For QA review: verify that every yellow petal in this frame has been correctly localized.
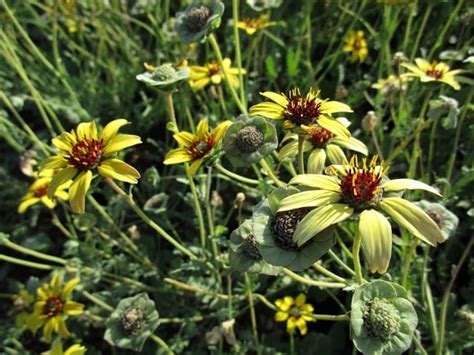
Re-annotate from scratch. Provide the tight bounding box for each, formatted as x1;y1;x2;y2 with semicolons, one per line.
40;196;57;209
301;303;314;313
18;197;40;213
55;315;71;338
196;119;209;138
326;144;347;165
359;209;392;274
414;58;431;72
379;197;446;246
63;301;84;316
440;76;461;90
283;296;295;308
48;167;78;198
275;311;289;322
98;159;140;184
295;318;308;335
381;179;441;196
278;140;299;160
61;278;80;299
163;148;192;165
76;121;97;140
51;274;61;294
41;155;68;170
188;158;204;175
249;102;285;119
307;148;327;174
189;78;211;91
319;100;353;114
295;293;306;307
401;63;426;77
278;190;341;212
100;119;130;144
69;171;93;213
50;340;63;355
286;317;297;334
318;116;351;138
64;344;87;355
52;132;76;152
173;131;195;147
260;91;289;107
294;203;354;246
43;318;55;342
332;137;368;155
275;298;291;311
212;120;232;143
289;174;341;191
102;134;142;157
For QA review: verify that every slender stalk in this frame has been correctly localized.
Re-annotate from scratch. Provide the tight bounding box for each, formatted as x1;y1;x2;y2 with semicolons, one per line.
104;178;198;260
164;92;178;131
421;247;439;344
401;240;417;289
205;167;219;258
413;335;428;355
313;263;347;283
282;268;346;289
436;237;473;355
185;165;207;250
427;117;439;182
81;290;114;312
370;127;384;160
0;254;55;270
409;4;432;61
232;0;245;105
215;163;260;185
352;231;363;284
208;33;247;114
289;332;295;355
259;159;285;188
328;250;356;276
1;238;66;265
51;211;75;239
244;273;261;355
297;134;305;174
149;334;174;355
164;277;228;300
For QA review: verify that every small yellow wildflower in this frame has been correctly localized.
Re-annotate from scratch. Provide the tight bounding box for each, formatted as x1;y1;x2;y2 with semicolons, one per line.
45;340;86;355
189;58;246;90
163;118;232;175
401;58;464;90
372;74;409;95
40;119;141;213
237;15;277;35
343;31;368;63
18;170;71;214
249;88;352;134
29;274;84;343
274;293;315;335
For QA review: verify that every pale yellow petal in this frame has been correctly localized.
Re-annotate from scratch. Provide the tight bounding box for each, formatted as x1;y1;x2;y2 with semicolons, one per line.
188;158;204;175
102;134;142;157
326;144;347;165
76;121;97;140
295;293;306;307
249;102;285;119
41;156;68;171
69;171;93;213
319;100;353;114
163;148;192;165
173;131;195;147
196;119;209;138
381;179;441;196
307;148;327;174
318;116;351;138
212;120;232;143
332;136;368;155
61;278;80;299
289;174;341;191
43;318;55;342
98;159;140;184
48;167;78;198
260;91;289;107
278;190;341;212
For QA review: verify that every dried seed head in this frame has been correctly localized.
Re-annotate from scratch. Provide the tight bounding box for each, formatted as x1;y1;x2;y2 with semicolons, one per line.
271;208;310;250
242;234;261;260
120;307;144;335
184;5;210;33
235;126;264;153
362;111;378;132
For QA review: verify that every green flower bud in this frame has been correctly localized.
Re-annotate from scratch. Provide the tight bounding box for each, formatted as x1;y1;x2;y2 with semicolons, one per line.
363;298;401;341
136;64;189;92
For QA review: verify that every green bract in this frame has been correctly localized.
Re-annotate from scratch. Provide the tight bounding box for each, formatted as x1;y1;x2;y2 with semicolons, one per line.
136;64;189;92
246;0;283;12
415;200;459;239
223;115;278;167
229;216;281;275
351;280;418;355
252;187;335;272
175;1;225;44
104;293;160;351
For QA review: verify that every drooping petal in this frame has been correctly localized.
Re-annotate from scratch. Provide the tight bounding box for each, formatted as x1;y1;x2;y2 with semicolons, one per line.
289;174;341;191
43;318;55;342
249;102;285;119
48;167;78;198
102;134;142;156
163;148;192;165
52;132;76;152
278;140;299;160
40;196;57;209
189;78;211;91
61;277;80;299
359;209;392;274
100;119;129;143
440;76;461;90
98;159;140;184
50;340;64;355
278;190;341;211
381;179;441;196
326;144;347;165
295;318;308;335
188;158;204;176
63;301;84;316
332;136;368;155
68;171;93;213
414;58;431;72
379;197;446;246
55;315;71;338
318;116;351;138
307;148;326;174
64;344;86;355
294;204;354;246
18;197;40;213
259;91;289;107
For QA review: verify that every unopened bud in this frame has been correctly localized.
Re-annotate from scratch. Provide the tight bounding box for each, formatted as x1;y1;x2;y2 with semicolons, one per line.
392;52;407;67
20;150;38;177
362;111;378;132
235;192;246;207
128;225;140;240
335;86;349;100
211;191;223;208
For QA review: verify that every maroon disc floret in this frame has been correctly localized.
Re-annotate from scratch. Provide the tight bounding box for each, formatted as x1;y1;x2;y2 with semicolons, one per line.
69;139;104;170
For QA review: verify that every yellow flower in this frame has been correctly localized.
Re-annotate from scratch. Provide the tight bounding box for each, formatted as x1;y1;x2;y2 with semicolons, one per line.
274;293;315;335
278;155;446;274
279;123;368;174
372;74;410;95
249;88;353;134
163;119;232;175
18;170;71;214
343;31;368;63
29;274;84;343
189;58;246;90
400;58;463;90
237;15;277;35
45;340;86;355
40;119;142;213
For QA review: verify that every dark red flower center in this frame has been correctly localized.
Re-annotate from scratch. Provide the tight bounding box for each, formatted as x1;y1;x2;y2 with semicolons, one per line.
340;170;382;205
307;127;334;148
188;136;215;159
353;39;362;50
42;295;63;317
208;63;221;76
285;96;321;126
69;139;104;170
34;185;49;198
426;68;443;79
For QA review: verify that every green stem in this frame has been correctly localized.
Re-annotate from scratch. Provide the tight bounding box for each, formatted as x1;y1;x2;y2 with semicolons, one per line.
436;237;473;355
289;332;295;355
328;249;356;276
427;117;439;183
313;263;347;283
413;335;428;355
297;134;305;175
164;92;178;131
401;240;417;289
215;163;260;185
149;334;174;355
259;159;285;188
205;167;219;258
232;0;245;106
352;230;363;284
0;254;55;270
421;247;439;344
0;238;66;265
185;165;207;250
409;4;432;61
244;273;261;355
104;178;198;260
282;268;346;288
208;33;247;114
81;290;114;312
